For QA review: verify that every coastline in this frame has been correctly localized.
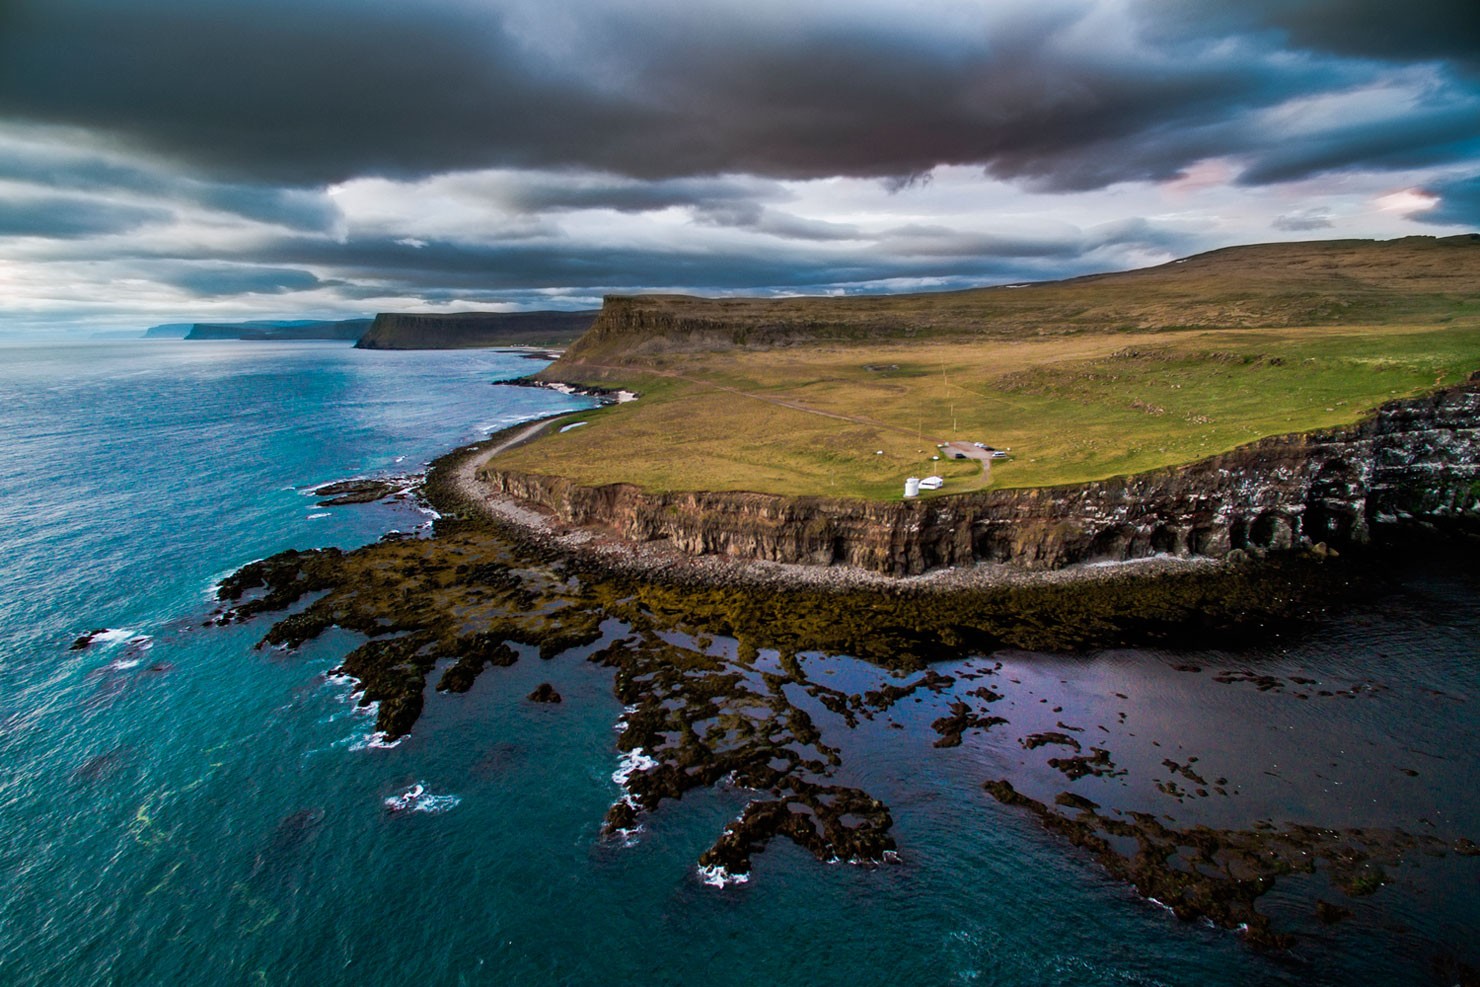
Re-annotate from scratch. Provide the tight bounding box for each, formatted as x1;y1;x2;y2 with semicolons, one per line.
426;374;1479;590
432;374;1480;583
202;384;1479;968
426;419;1235;593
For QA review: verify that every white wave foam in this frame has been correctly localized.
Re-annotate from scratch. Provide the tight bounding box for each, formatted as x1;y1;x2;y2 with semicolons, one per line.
204;557;268;600
306;512;330;520
384;782;460;814
697;864;750;888
107;635;154;668
611;747;657;787
352;730;403;751
614;704;638;733
80;628;136;648
410;793;459;813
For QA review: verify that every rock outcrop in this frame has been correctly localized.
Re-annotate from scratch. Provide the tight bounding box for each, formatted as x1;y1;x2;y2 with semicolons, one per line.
477;381;1480;576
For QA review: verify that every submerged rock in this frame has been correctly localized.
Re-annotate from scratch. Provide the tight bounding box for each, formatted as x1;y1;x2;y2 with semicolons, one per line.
527;682;562;703
68;628;111;650
312;478;406;506
200;498;1461;895
983;779;1473;949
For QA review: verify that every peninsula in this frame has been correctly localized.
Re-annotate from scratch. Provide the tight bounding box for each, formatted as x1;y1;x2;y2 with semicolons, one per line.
207;235;1480;958
467;235;1480;574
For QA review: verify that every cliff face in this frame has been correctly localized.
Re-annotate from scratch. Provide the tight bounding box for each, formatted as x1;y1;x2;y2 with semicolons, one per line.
184;319;370;341
357;311;597;350
478;382;1480;576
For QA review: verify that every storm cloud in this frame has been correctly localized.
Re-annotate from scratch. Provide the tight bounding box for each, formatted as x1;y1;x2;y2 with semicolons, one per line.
0;0;1476;332
0;196;170;238
4;0;1477;190
1414;173;1480;227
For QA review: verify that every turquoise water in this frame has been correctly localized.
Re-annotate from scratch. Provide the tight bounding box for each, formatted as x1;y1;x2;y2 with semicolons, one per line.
0;340;1473;985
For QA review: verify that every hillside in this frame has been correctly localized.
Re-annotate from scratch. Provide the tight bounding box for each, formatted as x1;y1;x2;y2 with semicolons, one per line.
551;235;1480;375
355;310;598;350
491;235;1480;500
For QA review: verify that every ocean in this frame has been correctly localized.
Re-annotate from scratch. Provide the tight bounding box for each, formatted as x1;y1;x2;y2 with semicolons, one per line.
0;339;1474;986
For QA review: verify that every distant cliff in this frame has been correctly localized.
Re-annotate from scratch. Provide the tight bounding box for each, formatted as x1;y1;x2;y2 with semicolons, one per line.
479;380;1480;576
143;323;193;338
184;319;371;341
355;311;598;350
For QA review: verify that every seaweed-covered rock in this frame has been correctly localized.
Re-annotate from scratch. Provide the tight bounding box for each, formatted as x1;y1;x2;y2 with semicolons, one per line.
527;683;562;703
983;779;1467;949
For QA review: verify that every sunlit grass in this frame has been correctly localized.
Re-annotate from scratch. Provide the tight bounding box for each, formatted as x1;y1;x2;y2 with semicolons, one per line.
496;321;1480;499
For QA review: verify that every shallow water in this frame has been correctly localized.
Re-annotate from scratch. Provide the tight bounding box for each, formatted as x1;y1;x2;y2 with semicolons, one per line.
0;339;1474;986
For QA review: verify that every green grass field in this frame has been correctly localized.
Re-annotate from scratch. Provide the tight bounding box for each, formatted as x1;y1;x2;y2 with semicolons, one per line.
494;320;1480;499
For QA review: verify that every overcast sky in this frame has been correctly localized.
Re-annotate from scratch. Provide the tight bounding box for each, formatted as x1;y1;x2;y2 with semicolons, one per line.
1;0;1477;334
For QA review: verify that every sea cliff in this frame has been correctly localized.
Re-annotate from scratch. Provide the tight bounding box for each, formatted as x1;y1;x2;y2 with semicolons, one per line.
356;310;597;349
477;379;1480;576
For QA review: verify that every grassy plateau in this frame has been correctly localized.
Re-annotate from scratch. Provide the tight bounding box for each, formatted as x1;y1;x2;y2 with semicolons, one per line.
495;235;1480;500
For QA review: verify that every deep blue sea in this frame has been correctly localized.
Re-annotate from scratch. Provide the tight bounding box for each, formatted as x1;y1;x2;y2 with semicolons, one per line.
1;339;1474;986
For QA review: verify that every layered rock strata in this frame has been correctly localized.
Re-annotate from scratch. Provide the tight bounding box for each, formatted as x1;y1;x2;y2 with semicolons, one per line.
478;381;1480;576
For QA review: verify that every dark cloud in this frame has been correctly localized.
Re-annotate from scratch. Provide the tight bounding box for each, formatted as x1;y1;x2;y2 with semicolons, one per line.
0;0;648;185
2;0;1475;195
1141;0;1480;72
1272;208;1334;231
692;202;862;241
73;223;1107;299
56;204;1185;303
151;263;326;297
0;138;340;230
1236;101;1480;186
1413;173;1480;226
461;174;789;216
189;186;340;232
0;197;171;238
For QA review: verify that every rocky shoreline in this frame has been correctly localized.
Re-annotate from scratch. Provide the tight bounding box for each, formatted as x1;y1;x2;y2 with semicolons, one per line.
205;514;1476;956
188;382;1480;969
429;419;1238;593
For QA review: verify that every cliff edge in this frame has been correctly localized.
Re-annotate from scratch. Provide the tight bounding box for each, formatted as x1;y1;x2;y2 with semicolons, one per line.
478;379;1480;576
